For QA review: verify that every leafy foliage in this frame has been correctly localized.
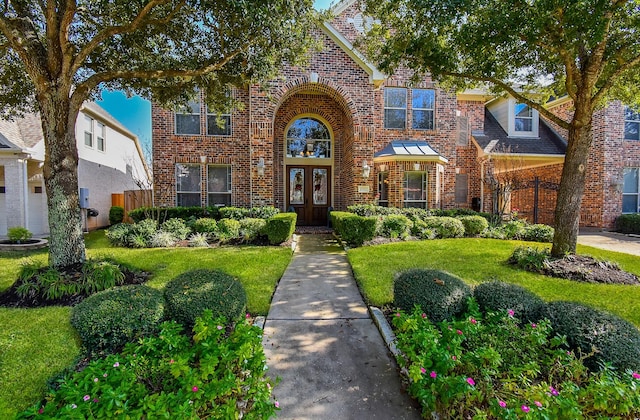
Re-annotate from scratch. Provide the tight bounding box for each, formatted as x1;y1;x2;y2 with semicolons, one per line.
394;269;471;323
473;281;548;323
262;213;297;245
71;285;165;355
149;231;178;248
129;207;219;223
615;213;640;234
457;215;488;236
188;232;210;247
392;308;640;419
20;313;278;419
508;246;550;272
247;206;280;219
215;218;241;242
422;216;465;239
378;214;413;239
239;218;267;243
164;269;247;328
193;217;218;234
522;223;555;243
331;211;377;246
546;301;640;372
161;218;191;241
7;227;33;243
218;207;250;221
108;206;125;225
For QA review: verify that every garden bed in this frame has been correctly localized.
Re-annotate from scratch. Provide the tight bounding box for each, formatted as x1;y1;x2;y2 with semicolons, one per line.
544;254;639;285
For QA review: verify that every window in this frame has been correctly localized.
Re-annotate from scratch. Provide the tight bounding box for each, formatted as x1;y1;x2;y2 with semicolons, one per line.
0;186;5;193
514;103;533;132
623;168;640;213
286;117;331;158
175;101;201;135
175;163;201;206
412;89;435;130
378;171;389;207
384;87;406;129
404;171;427;208
97;122;105;151
625;107;640;141
84;115;93;147
34;186;43;194
208;165;232;206
207;106;231;136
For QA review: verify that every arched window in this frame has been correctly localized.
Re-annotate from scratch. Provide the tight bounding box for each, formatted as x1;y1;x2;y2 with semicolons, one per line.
286;117;331;158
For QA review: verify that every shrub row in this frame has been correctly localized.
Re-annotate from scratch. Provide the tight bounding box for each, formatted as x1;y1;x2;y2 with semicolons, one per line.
71;269;247;355
128;205;280;223
615;213;640;234
393;269;640;373
330;211;377;246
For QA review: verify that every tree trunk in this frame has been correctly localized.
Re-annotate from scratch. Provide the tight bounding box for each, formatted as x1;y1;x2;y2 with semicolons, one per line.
550;102;593;257
38;91;86;268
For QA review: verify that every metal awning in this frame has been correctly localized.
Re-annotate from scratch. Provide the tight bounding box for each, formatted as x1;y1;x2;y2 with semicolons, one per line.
374;141;448;163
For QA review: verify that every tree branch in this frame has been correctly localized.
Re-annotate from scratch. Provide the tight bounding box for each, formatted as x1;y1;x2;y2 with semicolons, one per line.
440;70;570;129
593;53;640;105
71;0;184;75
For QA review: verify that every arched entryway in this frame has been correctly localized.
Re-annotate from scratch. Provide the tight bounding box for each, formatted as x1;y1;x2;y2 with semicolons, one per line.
272;80;357;226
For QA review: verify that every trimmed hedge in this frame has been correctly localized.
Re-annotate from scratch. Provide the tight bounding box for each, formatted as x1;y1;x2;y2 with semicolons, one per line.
615;213;640;234
262;213;297;245
129;206;219;223
522;223;555;242
379;214;413;239
423;216;465;238
215;218;241;242
331;211;377;246
71;285;165;355
474;281;548;323
394;269;471;323
108;206;124;225
164;269;247;328
547;301;640;372
458;215;489;236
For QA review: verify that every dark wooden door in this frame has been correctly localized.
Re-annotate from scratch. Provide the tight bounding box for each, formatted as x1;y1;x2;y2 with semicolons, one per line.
287;165;331;226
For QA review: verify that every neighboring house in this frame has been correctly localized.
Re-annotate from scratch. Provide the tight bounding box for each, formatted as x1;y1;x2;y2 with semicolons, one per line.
0;102;150;236
151;0;631;229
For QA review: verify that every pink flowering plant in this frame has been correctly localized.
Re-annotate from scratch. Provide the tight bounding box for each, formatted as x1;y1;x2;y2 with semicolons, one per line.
18;310;278;419
393;301;640;419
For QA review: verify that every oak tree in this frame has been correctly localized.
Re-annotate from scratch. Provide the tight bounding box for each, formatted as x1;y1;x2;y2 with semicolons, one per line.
362;0;640;255
0;0;318;267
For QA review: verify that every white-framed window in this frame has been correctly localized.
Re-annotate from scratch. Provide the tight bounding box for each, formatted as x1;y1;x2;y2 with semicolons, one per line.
175;100;201;135
384;87;407;129
97;121;106;151
412;89;435;130
623;168;640;213
175;163;201;206
378;171;389;207
207;165;232;206
514;103;533;132
207;106;232;136
84;115;94;147
624;107;640;141
404;171;427;208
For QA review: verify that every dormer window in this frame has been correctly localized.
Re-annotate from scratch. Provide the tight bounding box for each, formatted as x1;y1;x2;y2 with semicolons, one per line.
509;100;538;137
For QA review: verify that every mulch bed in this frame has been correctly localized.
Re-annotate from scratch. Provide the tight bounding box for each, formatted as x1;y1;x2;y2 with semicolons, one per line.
0;265;150;308
542;254;639;285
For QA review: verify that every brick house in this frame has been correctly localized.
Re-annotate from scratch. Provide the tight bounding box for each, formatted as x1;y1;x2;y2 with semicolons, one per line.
152;0;636;229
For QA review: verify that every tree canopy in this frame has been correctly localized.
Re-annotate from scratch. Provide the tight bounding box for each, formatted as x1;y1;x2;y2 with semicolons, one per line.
0;0;320;267
362;0;640;255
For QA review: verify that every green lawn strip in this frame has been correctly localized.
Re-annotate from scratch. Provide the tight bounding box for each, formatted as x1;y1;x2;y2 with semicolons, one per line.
0;230;293;417
347;238;640;327
0;307;79;418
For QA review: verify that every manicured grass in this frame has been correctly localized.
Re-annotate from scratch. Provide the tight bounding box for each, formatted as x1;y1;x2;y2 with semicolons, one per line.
0;230;293;417
347;238;640;327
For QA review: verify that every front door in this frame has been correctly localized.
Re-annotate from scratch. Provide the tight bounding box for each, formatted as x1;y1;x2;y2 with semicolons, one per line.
287;165;331;226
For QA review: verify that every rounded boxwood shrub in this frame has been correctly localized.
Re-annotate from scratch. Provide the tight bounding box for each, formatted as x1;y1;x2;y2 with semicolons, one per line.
547;301;640;372
193;217;217;234
108;206;125;225
379;214;413;239
71;285;165;355
394;269;471;323
458;215;489;236
522;223;555;242
423;216;465;238
474;281;547;323
239;217;267;242
164;269;247;328
215;218;241;242
161;218;191;240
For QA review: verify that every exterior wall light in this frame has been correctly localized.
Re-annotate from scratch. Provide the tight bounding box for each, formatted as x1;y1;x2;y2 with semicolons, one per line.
362;160;371;179
379;163;387;172
257;157;265;177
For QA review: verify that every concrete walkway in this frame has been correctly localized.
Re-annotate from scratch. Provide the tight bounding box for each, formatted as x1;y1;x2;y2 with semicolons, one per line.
262;234;420;419
578;230;640;256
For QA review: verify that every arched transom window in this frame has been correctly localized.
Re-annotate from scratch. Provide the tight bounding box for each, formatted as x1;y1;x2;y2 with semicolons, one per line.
286;117;331;158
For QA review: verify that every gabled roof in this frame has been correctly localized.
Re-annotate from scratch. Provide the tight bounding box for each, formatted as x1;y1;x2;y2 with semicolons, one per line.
374;141;449;163
0;113;42;151
472;109;566;156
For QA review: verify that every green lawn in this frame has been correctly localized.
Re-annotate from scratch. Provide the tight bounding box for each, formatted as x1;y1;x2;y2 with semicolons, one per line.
0;231;292;417
348;238;640;327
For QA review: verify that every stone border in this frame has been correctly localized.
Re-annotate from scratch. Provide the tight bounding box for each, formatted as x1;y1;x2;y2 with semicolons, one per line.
0;238;48;251
369;306;400;358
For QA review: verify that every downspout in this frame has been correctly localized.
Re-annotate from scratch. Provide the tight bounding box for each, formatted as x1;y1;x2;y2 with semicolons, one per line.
480;159;485;213
249;86;253;208
22;157;29;230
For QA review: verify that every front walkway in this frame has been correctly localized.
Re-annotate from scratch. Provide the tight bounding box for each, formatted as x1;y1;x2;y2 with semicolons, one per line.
262;234;420;419
578;230;640;256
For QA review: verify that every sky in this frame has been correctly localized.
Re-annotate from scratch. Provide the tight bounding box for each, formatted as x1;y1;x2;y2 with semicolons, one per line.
97;0;335;153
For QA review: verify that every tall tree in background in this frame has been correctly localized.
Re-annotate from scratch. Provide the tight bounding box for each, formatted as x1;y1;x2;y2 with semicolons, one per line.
0;1;319;268
362;0;640;256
